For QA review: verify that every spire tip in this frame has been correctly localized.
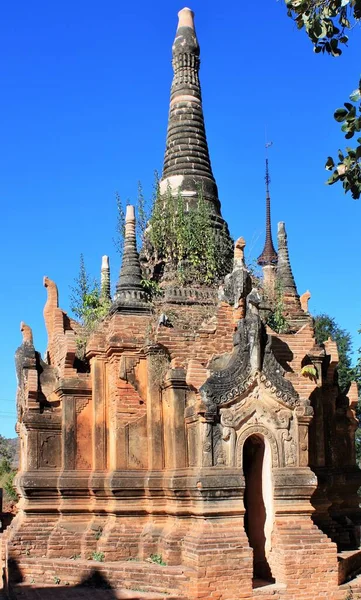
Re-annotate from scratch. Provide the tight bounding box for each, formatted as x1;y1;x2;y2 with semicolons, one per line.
178;7;195;29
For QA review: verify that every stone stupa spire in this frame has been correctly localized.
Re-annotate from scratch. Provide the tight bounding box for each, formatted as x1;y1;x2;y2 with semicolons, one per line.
113;206;149;312
277;222;298;296
160;8;222;217
276;221;307;328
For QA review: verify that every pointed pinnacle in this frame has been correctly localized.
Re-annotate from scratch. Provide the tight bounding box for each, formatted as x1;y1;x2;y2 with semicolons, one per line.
277;222;298;295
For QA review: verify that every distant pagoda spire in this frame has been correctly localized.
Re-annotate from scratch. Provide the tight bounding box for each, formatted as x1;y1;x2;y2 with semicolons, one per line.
113;206;149;312
257;157;278;267
160;7;222;216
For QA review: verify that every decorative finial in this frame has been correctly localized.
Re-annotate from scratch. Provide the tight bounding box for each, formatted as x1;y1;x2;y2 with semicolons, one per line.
100;255;111;302
257;146;278;267
234;237;246;267
20;322;33;345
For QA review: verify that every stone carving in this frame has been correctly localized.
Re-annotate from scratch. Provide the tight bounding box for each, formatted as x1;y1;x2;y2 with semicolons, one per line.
221;238;252;310
76;397;90;415
261;338;298;407
282;431;297;466
300;290;311;313
201;421;213;466
213;424;226;466
15;322;37;419
200;289;298;416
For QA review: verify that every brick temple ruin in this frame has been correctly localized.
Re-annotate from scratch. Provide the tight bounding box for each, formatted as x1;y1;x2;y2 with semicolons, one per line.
5;7;361;600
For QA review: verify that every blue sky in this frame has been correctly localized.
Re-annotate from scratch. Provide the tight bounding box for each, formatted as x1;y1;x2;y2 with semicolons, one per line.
1;1;360;437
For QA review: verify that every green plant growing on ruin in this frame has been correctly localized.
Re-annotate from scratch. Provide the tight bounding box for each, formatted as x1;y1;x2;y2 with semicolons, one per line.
266;283;290;334
94;526;103;540
114;178;153;256
91;551;105;562
141;278;162;300
148;184;233;285
148;554;167;566
70;554;81;560
114;191;126;259
53;576;61;585
70;254;111;359
301;364;318;382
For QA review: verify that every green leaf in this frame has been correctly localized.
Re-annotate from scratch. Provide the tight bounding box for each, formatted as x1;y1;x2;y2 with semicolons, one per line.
334;108;348;122
350;89;361;102
325;156;335;170
326;172;340;185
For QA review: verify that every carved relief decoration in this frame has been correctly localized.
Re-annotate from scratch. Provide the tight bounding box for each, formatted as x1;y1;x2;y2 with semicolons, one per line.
76;397;90;415
39;432;61;469
218;389;298;468
200;291;298;419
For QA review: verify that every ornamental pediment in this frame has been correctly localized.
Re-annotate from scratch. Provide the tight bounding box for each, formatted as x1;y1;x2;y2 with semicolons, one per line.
199;290;298;418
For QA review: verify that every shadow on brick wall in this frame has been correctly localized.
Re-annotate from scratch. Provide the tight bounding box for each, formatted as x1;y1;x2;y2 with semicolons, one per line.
5;557;159;599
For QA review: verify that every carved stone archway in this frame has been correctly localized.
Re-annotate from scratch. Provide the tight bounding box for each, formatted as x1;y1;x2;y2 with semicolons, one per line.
236;425;279;469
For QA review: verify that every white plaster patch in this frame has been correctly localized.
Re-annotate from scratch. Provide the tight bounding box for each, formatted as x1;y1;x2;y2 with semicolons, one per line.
160;175;185;195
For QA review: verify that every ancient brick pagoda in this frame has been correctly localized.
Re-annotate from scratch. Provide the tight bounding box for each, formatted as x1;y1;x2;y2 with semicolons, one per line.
6;7;361;600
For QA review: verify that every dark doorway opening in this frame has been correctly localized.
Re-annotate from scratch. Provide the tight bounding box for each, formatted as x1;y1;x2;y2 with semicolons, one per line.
243;434;274;584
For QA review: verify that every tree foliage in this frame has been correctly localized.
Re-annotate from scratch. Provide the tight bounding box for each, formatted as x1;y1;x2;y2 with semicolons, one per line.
114;177;154;258
0;437;18;503
314;313;354;391
285;0;361;198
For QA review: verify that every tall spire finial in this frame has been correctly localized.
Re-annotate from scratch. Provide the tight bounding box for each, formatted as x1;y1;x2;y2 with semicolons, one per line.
113;206;149;312
257;144;278;267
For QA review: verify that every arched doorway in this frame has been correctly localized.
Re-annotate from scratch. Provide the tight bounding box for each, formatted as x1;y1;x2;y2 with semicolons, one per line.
243;434;274;583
